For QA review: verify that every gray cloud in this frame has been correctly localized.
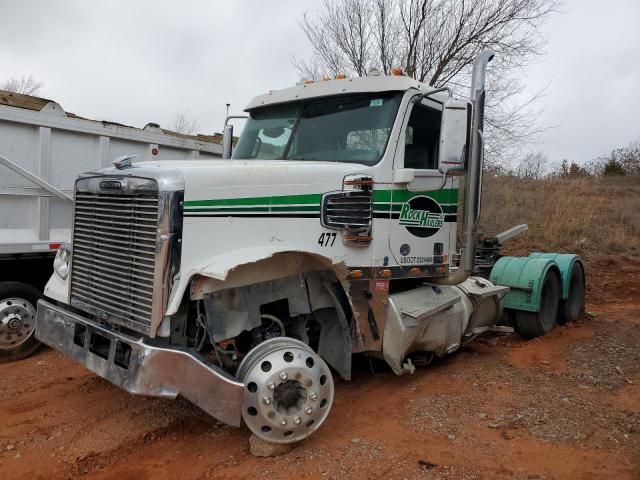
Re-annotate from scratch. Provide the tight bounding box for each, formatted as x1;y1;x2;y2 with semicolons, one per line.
1;0;638;165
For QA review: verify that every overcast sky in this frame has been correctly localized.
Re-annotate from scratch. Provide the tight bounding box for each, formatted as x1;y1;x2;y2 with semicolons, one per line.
1;0;638;166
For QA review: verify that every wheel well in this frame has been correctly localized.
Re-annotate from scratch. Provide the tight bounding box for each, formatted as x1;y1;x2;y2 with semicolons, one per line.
184;269;353;380
0;254;55;292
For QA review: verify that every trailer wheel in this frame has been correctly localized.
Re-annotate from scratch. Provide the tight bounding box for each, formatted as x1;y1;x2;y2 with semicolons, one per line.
237;337;334;444
0;282;42;363
513;270;561;339
557;262;585;324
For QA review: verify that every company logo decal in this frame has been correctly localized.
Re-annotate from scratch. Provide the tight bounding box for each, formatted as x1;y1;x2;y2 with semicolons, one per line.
99;180;123;190
398;196;445;238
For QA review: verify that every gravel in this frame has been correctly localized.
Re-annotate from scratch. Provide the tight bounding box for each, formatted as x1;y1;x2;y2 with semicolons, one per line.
405;316;640;452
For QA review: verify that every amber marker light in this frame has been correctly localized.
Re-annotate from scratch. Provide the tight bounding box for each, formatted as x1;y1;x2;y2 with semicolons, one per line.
335;73;346;79
349;270;363;279
391;67;403;76
380;269;392;278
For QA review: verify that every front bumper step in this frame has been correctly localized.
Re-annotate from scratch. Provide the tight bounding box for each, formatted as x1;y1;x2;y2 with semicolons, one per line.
35;299;243;427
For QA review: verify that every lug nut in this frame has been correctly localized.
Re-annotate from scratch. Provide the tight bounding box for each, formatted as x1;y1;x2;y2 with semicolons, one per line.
279;371;288;381
281;419;287;426
293;416;301;425
309;391;318;401
262;396;271;405
267;382;275;391
304;406;313;415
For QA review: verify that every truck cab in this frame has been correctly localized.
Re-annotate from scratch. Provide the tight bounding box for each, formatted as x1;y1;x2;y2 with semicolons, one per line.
34;52;584;446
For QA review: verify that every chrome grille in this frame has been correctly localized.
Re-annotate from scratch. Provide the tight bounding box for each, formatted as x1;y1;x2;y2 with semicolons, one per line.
70;191;159;334
322;191;372;228
321;187;373;247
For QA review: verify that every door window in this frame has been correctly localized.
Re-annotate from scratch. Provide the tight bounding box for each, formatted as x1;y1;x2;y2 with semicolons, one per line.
404;104;442;170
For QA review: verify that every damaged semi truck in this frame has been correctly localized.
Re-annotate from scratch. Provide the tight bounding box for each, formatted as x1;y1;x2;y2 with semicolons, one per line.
35;51;585;444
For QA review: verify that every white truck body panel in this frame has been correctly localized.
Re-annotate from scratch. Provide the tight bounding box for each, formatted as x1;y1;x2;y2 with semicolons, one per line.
0;92;222;255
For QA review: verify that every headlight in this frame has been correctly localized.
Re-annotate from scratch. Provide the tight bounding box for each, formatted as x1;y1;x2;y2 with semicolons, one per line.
53;243;72;280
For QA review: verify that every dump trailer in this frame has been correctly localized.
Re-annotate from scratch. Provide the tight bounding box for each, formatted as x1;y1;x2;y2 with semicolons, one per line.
0;90;223;362
34;51;585;444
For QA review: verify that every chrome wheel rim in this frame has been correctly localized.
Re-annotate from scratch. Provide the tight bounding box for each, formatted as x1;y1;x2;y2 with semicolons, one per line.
0;297;36;349
238;337;334;444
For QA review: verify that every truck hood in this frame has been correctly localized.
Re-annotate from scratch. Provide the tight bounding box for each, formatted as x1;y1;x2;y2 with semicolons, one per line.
133;159;373;203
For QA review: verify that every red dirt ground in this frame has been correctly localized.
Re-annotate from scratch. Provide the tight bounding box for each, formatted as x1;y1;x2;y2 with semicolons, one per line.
1;256;639;480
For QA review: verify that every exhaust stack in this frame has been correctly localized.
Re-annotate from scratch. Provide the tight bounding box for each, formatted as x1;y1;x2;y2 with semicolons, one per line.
433;49;495;285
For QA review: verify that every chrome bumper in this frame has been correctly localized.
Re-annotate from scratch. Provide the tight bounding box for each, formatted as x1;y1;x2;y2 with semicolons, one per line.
35;299;243;427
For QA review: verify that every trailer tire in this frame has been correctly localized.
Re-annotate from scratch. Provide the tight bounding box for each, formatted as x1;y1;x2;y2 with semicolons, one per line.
0;282;42;363
557;262;585;324
513;270;561;339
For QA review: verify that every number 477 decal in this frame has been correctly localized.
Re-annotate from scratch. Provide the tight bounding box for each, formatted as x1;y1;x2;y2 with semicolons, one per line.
318;232;337;247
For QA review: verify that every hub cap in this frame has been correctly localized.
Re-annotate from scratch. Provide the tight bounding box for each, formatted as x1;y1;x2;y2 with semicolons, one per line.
237;337;334;444
0;298;36;349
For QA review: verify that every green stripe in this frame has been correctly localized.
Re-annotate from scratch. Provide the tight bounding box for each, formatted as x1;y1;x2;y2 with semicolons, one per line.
184;188;459;210
373;203;458;213
184;193;322;208
372;188;458;203
184;205;320;213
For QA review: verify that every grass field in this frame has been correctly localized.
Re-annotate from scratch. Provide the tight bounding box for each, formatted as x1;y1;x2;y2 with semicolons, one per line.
479;175;640;258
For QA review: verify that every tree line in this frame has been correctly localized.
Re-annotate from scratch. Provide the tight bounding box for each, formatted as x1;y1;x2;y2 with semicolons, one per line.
491;140;640;179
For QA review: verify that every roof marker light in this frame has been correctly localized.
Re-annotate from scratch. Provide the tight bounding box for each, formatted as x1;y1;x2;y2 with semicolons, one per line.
391;67;403;76
335;73;346;80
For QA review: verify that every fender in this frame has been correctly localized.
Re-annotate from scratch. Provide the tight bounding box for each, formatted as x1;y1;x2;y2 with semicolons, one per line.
166;246;347;315
165;247;355;379
528;252;584;300
490;257;561;313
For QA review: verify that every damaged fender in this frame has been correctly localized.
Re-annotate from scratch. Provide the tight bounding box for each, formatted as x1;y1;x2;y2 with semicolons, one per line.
168;246;355;379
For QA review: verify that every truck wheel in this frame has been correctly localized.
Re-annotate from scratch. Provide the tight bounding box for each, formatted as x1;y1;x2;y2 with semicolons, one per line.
0;282;42;363
237;337;334;444
513;270;561;339
557;262;585;324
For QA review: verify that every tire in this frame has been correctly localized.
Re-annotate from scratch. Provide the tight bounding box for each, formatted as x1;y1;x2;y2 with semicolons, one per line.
557;262;585;324
0;282;42;363
513;270;561;339
237;337;334;444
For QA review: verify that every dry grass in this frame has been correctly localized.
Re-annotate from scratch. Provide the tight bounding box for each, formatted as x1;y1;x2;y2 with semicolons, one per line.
478;175;640;258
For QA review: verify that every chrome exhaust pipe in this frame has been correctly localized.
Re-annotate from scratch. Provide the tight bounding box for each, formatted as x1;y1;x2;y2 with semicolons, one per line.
433;49;495;285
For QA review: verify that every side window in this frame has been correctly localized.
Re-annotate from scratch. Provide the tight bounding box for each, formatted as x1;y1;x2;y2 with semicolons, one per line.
404;103;442;169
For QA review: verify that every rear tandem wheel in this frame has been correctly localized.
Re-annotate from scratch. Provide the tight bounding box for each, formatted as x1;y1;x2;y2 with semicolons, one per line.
557;262;586;324
513;270;562;339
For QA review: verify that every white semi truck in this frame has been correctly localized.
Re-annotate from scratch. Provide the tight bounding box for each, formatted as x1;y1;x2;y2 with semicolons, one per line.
34;52;585;444
0;90;223;362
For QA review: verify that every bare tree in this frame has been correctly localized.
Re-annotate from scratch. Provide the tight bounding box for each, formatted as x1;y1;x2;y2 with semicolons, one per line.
517;151;548;179
1;74;44;96
293;0;561;165
169;112;200;135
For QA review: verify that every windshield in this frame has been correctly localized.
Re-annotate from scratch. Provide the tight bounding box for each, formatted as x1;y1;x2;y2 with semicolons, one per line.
232;92;403;165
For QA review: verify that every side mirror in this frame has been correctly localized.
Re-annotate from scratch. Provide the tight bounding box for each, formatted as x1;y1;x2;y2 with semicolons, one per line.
222;124;234;159
222;115;249;159
438;99;471;175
